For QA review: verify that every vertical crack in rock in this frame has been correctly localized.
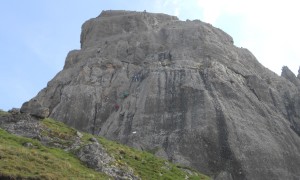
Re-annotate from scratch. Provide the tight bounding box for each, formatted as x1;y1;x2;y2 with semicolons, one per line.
248;88;260;101
123;112;135;144
109;70;116;84
269;88;278;110
49;84;63;113
49;81;71;116
284;92;300;136
92;103;100;135
178;70;187;132
126;63;129;79
199;70;245;179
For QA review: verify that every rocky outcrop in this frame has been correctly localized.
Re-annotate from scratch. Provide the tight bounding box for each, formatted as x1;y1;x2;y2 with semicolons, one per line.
77;141;139;179
0;112;41;139
0;112;139;179
22;10;300;179
20;99;49;118
281;66;300;87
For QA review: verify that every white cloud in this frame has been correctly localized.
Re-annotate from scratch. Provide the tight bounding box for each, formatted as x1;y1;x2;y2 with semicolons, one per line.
153;0;300;75
174;7;180;16
195;0;300;75
154;0;183;18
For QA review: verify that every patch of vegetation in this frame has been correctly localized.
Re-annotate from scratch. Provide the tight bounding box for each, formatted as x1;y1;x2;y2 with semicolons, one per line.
42;118;77;140
98;137;210;180
146;146;161;155
0;128;108;179
41;118;93;147
0;109;9;116
81;132;95;144
41;118;80;147
1;117;210;179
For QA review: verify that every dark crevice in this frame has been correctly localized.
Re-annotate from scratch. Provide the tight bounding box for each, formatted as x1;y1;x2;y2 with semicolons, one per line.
126;63;129;79
248;87;260;101
92;103;100;135
157;71;162;97
269;89;278;110
49;81;71;116
227;67;247;79
0;175;17;180
109;71;116;84
122;112;135;144
284;92;300;136
48;84;63;114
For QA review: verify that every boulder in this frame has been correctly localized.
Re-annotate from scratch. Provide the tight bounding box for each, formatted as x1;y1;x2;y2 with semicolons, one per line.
20;99;49;118
23;142;33;148
8;108;20;115
77;142;139;179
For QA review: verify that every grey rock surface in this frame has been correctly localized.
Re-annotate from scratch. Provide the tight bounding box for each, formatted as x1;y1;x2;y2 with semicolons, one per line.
0;112;42;139
22;10;300;179
8;108;20;115
20;99;49;118
281;66;300;87
77;142;139;179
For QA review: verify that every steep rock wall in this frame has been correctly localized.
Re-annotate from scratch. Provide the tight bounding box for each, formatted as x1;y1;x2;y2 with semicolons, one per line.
23;10;300;179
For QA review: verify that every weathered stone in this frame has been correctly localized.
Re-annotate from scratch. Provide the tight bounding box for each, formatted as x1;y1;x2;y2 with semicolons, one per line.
76;131;83;138
89;137;98;142
22;10;300;179
77;142;139;179
0;113;41;139
215;171;233;180
20;99;49;118
8;108;20;115
281;66;300;87
23;142;33;148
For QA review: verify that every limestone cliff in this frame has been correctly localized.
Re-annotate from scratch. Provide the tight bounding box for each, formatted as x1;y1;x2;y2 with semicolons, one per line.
22;10;300;179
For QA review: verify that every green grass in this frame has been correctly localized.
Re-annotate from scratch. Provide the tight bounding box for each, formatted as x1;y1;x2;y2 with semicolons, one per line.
98;137;210;180
0;128;108;179
42;118;77;140
0;109;9;116
41;118;94;148
42;118;210;179
1;117;210;179
41;118;81;148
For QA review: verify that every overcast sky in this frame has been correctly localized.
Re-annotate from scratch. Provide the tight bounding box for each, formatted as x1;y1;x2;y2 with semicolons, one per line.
1;0;299;111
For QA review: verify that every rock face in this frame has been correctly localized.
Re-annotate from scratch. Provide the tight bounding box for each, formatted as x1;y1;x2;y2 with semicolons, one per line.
0;112;41;139
20;99;49;118
281;66;300;87
22;10;300;179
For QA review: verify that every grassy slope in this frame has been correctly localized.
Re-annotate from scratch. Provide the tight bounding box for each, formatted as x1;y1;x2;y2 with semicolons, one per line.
0;116;210;180
98;136;209;180
0;129;108;179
